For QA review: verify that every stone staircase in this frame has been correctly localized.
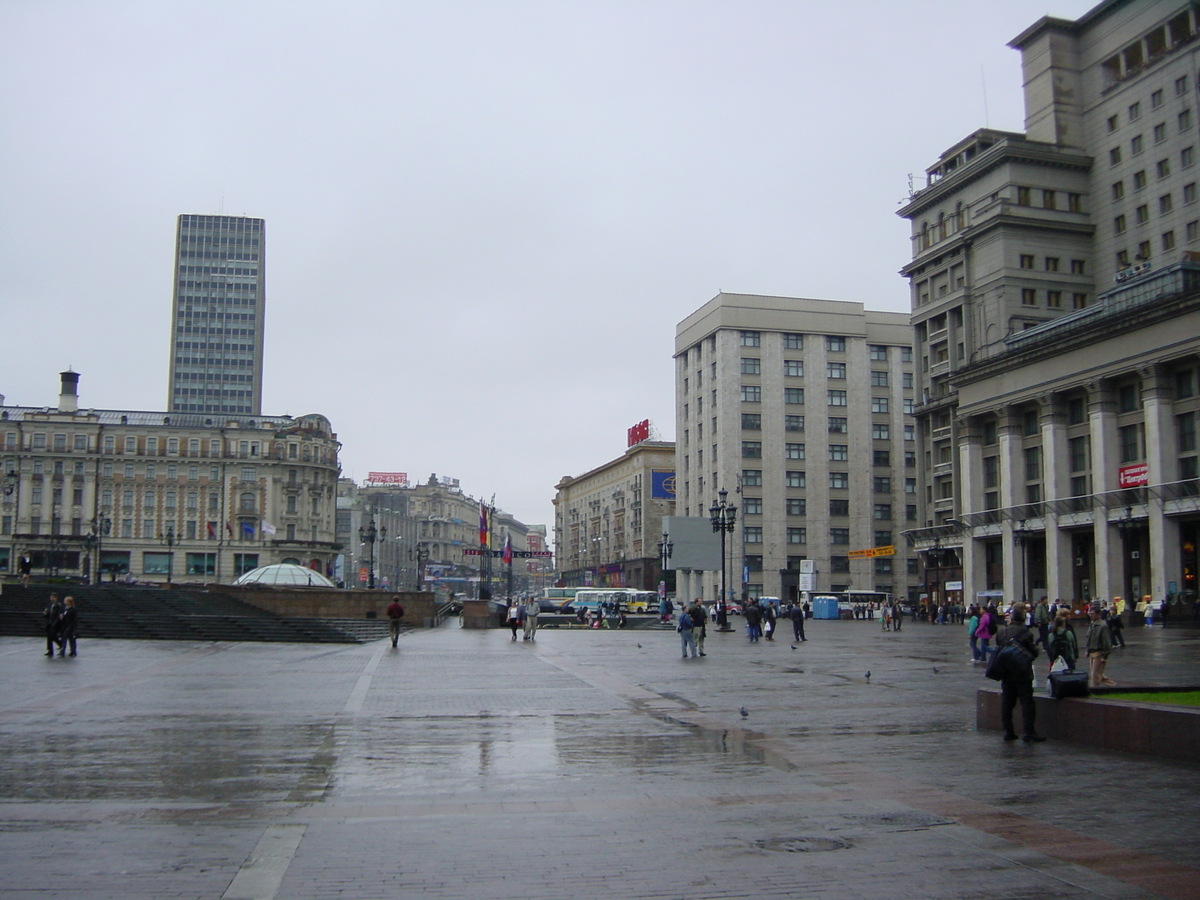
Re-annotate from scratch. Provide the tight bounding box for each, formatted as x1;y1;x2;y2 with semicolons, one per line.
0;583;393;644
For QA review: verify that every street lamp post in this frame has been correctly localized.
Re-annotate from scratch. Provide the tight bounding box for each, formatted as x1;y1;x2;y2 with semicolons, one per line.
709;488;738;609
1115;505;1137;605
410;542;429;591
657;531;673;583
85;514;111;584
159;524;177;586
1012;519;1032;605
359;519;386;589
927;540;941;617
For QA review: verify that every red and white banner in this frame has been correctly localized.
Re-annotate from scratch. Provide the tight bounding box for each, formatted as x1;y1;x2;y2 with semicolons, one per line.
366;472;408;485
1118;463;1148;488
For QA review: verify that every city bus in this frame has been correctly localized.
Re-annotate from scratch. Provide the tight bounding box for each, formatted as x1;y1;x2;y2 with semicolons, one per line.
569;588;657;613
539;587;583;612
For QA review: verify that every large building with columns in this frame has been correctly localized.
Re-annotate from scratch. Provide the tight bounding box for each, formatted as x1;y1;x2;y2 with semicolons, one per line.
900;0;1200;612
2;371;341;584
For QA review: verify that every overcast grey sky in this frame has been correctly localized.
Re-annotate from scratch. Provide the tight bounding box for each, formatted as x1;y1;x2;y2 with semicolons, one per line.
1;0;1095;531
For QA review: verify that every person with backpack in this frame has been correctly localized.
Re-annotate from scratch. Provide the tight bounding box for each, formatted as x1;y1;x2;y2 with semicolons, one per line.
1046;609;1078;674
677;607;698;658
975;604;999;662
995;602;1044;742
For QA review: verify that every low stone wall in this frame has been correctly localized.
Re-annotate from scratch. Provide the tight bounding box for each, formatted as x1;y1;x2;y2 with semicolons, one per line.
209;586;440;627
459;599;494;630
977;687;1200;765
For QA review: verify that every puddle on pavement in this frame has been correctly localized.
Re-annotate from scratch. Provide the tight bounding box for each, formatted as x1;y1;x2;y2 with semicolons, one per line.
327;712;783;796
0;716;332;802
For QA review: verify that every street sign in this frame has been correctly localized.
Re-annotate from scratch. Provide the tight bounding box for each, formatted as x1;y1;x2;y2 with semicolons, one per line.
849;545;895;559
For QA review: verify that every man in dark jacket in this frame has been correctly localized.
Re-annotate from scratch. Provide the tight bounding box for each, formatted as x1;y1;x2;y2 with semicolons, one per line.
995;601;1044;742
44;593;64;658
790;602;806;642
743;600;762;643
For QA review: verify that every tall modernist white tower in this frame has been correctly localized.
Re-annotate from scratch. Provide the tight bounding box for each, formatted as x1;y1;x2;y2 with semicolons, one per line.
167;215;266;416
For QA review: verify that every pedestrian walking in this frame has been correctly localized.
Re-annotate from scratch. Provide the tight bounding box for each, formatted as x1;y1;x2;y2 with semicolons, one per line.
59;596;78;657
995;602;1044;742
892;601;904;632
506;600;523;640
686;600;707;656
1107;602;1126;648
523;596;540;641
763;601;776;641
975;605;999;662
966;605;982;662
1033;597;1051;651
19;551;32;588
386;595;405;648
790;602;806;642
43;593;64;657
1086;605;1117;687
677;607;698;658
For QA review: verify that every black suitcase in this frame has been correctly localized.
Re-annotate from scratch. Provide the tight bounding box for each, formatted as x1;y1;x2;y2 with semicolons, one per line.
1048;671;1089;699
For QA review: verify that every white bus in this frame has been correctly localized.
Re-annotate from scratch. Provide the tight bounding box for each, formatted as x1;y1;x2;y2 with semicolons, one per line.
570;588;657;613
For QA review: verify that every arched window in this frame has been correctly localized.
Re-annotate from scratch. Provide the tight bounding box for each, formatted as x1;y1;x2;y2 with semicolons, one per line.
938;212;946;240
239;492;256;513
921;222;930;249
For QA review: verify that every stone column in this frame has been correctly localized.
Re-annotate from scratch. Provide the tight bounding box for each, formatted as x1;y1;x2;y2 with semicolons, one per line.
957;416;986;599
1089;381;1118;603
1040;394;1072;602
1141;366;1181;604
998;407;1025;604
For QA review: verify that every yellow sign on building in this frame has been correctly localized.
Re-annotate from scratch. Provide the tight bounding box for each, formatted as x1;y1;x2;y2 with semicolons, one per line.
849;545;896;559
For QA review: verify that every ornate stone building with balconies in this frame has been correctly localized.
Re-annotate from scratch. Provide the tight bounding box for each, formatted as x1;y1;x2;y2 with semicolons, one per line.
2;372;341;584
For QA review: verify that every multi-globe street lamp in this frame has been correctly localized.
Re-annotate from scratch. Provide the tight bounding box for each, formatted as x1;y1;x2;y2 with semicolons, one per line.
359;519;386;589
1012;519;1032;605
708;488;738;608
410;542;430;591
159;524;177;586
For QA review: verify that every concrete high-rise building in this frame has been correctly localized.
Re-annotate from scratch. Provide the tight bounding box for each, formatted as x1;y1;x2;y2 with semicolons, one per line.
899;1;1200;615
674;293;917;604
168;215;266;416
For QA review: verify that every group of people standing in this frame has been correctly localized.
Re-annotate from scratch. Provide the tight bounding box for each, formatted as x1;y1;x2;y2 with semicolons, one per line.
43;593;79;658
968;597;1121;689
505;597;541;641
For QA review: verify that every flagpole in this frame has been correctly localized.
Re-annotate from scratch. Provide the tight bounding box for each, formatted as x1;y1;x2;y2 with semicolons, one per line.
504;530;513;600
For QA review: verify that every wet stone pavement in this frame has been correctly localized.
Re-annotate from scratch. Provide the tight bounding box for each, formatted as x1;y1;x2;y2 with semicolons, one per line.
1;618;1199;900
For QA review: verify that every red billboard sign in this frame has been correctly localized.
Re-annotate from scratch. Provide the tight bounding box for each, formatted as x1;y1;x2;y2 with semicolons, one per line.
1118;463;1148;488
366;472;408;485
627;419;651;447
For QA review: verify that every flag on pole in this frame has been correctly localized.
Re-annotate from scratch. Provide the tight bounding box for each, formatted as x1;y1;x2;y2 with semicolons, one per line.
207;522;216;539
226;521;233;537
242;521;255;538
479;502;489;546
262;521;277;536
502;533;512;565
